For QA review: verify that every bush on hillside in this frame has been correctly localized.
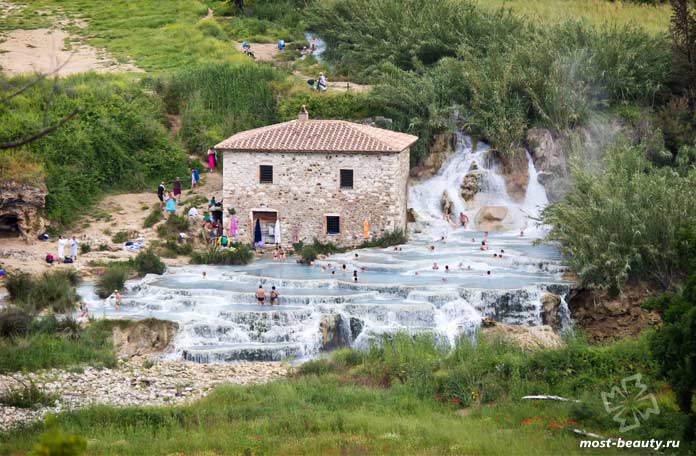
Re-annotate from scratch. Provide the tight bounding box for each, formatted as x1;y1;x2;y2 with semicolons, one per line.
189;244;253;265
111;230;129;244
133;249;166;276
0;309;32;339
96;264;130;299
0;380;59;409
542;139;696;294
0;73;188;226
156;214;190;241
143;205;164;228
6;271;81;315
157;63;281;156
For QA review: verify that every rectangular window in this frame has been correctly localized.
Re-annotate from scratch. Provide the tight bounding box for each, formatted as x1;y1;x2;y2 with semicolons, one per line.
259;165;273;184
340;169;354;189
326;216;340;234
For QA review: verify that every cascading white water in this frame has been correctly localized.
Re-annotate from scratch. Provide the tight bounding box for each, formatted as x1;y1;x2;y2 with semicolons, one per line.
78;133;571;362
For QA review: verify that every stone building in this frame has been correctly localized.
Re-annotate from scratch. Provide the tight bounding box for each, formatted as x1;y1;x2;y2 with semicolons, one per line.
215;112;417;247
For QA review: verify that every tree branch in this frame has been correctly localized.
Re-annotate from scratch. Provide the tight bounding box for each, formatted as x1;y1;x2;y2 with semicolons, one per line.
0;108;81;150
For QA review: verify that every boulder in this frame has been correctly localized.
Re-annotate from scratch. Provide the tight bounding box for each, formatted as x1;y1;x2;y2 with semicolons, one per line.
474;206;509;231
109;319;179;359
406;208;417;223
460;169;483;202
320;314;349;351
540;292;561;332
481;318;563;350
0;181;48;242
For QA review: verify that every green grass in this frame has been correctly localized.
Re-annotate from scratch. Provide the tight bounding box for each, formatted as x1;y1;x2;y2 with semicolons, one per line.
2;0;248;73
0;322;117;374
1;333;690;454
474;0;671;36
0;380;59;409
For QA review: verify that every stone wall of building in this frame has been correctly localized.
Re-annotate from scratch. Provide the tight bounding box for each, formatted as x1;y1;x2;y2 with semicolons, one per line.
222;148;410;247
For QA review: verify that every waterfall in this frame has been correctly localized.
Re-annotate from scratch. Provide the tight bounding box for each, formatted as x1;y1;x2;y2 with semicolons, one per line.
77;134;572;363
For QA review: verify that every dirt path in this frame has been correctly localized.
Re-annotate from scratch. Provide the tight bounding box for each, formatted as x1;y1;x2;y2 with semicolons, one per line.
0;169;222;276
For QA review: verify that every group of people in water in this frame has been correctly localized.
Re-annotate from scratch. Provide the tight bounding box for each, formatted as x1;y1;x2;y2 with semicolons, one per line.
256;285;280;306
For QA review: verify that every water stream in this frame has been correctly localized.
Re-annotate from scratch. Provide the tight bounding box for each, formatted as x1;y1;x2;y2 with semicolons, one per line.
79;134;570;362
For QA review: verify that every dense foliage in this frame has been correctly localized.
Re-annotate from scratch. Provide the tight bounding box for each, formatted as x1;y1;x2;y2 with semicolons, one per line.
542;140;696;293
156;63;282;156
5;270;81;315
0;73;188;226
307;0;670;162
133;249;167;276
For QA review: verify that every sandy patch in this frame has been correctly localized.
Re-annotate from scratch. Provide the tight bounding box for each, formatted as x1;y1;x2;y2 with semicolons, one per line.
231;40;279;63
0;170;222;276
0;27;140;76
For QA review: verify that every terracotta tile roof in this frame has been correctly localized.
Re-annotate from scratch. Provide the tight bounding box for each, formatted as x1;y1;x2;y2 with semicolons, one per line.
214;120;418;153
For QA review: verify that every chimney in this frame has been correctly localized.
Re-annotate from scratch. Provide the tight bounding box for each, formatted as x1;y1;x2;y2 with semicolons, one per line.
298;104;309;121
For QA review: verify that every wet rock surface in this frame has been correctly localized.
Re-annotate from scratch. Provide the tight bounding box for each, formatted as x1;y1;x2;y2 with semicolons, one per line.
0;358;288;432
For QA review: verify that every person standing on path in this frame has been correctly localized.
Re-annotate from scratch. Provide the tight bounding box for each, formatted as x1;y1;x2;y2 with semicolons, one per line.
69;236;78;260
173;177;182;203
158;181;165;209
57;235;67;262
207;149;215;172
191;168;200;190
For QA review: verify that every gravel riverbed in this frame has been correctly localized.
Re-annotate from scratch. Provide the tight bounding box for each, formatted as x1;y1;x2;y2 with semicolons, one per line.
0;358;289;433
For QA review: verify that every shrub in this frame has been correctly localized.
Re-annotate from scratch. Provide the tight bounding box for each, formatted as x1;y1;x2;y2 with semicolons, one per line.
159;240;193;258
358;230;407;249
143;205;164;228
0;309;32;339
542;139;696;293
6;272;33;303
133;249;166;276
157;213;190;241
647;270;696;441
30;427;87;456
190;244;254;265
96;264;129;299
297;239;344;263
195;17;228;41
79;243;91;254
111;230;129;244
6;271;80;315
0;380;59;409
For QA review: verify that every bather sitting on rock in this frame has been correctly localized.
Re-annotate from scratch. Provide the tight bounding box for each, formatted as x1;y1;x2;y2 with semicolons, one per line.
480;241;489;251
459;212;469;228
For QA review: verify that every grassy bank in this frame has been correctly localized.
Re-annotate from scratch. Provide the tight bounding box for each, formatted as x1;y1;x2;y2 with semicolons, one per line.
0;319;117;374
1;333;690;454
475;0;671;36
2;0;246;72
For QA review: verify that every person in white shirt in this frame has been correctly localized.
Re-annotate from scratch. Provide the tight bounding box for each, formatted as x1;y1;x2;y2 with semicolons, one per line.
69;236;79;259
57;236;67;262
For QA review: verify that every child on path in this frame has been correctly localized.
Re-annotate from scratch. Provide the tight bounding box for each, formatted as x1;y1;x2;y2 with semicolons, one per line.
192;169;200;190
165;192;176;215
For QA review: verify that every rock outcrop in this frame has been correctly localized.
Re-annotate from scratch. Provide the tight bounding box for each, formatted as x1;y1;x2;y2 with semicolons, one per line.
568;285;661;344
474;206;511;232
0;181;47;241
460;162;483;202
540;292;561;332
410;132;456;180
525;128;570;202
109;319;179;359
496;148;529;201
481;317;563;350
320;314;350;351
